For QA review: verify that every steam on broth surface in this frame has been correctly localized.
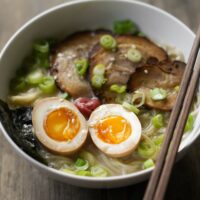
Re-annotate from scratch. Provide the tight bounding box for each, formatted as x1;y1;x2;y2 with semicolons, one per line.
0;19;198;177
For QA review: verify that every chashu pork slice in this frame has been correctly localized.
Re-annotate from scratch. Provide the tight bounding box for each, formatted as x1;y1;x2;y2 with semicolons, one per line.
89;35;168;87
51;31;108;98
128;61;186;110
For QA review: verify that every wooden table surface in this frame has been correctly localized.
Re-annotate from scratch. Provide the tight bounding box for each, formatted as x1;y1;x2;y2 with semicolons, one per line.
0;0;200;199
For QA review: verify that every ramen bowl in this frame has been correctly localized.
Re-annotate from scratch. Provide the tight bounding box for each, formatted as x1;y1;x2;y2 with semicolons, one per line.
0;0;198;188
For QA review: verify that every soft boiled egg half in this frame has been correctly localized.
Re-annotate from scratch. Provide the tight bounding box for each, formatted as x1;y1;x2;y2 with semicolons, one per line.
32;97;88;155
88;104;142;158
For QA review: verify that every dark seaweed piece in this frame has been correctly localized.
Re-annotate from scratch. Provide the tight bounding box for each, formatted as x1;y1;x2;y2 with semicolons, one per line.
0;100;47;164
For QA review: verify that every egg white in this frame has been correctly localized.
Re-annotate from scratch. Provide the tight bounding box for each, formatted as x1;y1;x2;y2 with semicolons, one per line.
88;104;142;158
32;97;88;155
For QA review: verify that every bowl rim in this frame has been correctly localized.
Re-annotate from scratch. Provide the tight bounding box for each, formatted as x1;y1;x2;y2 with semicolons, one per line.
0;0;196;183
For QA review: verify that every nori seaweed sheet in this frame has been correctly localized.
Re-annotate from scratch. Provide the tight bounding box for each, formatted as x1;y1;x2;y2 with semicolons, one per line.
0;99;47;164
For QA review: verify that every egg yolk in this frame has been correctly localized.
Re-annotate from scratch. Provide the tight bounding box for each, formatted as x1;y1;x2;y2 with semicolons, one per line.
96;115;131;144
44;108;80;141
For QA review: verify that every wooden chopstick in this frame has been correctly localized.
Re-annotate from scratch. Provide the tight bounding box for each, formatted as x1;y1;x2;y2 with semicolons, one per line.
143;25;200;200
153;53;200;199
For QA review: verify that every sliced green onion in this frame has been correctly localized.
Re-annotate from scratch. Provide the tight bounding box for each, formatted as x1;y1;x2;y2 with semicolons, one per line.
114;19;139;35
185;113;194;132
110;84;127;94
91;166;108;177
153;135;164;146
38;76;56;93
61;92;70;100
76;170;91;176
143;159;155;169
132;91;145;108
75;158;89;171
93;64;105;75
91;74;106;89
79;151;96;166
26;69;44;85
10;77;27;92
137;139;156;159
34;40;50;54
122;102;140;115
150;88;167;101
100;35;117;50
127;48;142;63
74;58;89;76
152;114;164;129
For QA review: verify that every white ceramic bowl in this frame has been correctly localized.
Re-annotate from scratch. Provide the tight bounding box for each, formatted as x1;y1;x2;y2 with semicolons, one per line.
0;0;199;188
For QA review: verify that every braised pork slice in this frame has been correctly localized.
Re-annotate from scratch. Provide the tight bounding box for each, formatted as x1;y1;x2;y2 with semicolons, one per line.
51;31;108;98
89;35;168;86
128;61;185;110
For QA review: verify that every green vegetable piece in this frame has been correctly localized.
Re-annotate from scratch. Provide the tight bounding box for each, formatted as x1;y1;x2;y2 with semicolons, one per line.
75;158;89;171
34;40;50;54
38;76;56;93
122;102;140;115
127;48;142;63
114;19;139;35
185;113;194;132
79;151;96;166
143;159;155;169
91;166;108;177
10;77;27;92
76;170;91;176
93;64;105;75
74;58;89;76
137;139;156;159
100;35;117;50
153;135;164;146
26;69;44;85
150;88;167;101
34;54;50;68
61;92;69;99
152;114;164;129
110;84;127;94
91;74;106;89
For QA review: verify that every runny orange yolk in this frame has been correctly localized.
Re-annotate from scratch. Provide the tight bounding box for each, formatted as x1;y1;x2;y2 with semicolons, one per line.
96;115;131;144
44;108;80;141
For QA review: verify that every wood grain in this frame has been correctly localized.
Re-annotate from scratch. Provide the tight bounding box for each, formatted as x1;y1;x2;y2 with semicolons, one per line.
0;0;200;200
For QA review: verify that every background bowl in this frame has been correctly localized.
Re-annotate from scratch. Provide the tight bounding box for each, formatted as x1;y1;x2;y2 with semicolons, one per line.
0;0;198;188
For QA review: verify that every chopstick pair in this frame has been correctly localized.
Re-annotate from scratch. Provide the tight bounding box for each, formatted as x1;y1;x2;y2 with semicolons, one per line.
143;25;200;200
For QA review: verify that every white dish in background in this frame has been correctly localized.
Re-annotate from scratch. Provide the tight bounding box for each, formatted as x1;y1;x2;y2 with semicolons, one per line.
0;0;198;188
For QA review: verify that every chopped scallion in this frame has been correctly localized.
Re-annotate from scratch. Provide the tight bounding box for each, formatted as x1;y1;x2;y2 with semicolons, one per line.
185;113;194;132
100;35;117;50
93;64;105;75
122;102;140;115
76;170;91;176
127;48;142;63
91;75;106;89
26;69;44;85
74;58;89;76
34;40;50;54
150;88;167;101
143;159;155;169
38;76;56;93
75;158;89;171
110;84;127;94
114;19;139;35
152;114;164;129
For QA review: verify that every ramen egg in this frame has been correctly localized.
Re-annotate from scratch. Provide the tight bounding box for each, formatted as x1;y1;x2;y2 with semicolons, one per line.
88;104;142;158
32;97;88;155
